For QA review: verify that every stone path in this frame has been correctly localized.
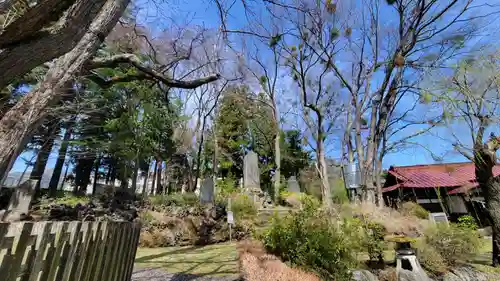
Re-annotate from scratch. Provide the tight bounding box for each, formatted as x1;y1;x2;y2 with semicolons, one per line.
131;268;241;281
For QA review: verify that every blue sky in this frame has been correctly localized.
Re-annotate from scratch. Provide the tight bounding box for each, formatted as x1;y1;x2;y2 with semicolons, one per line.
8;0;500;175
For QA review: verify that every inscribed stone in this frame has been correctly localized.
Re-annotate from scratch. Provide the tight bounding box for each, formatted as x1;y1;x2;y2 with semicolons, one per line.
199;178;215;204
287;176;300;193
244;151;260;191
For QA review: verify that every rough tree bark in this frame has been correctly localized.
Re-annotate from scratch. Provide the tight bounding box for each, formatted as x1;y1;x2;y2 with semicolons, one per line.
49;118;74;196
317;136;332;207
150;160;157;196
475;135;500;266
131;158;139;192
141;162;150;198
0;0;109;90
155;160;163;194
0;0;130;181
271;97;281;203
29;120;60;191
310;108;332;208
92;155;100;195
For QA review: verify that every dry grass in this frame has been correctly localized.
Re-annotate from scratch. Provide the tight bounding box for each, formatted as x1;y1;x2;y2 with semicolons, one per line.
346;202;429;236
237;240;321;281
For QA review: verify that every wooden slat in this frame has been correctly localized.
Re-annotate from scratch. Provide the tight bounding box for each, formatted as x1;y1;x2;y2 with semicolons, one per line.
6;223;34;281
124;223;141;281
91;222;113;281
0;220;141;281
101;222;120;281
27;222;52;281
44;222;71;281
80;222;102;281
119;223;134;281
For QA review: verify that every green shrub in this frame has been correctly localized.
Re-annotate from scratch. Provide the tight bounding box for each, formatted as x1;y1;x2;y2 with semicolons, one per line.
415;239;449;275
400;201;429;219
231;194;257;220
261;197;359;281
330;179;349;204
457;215;478;231
139;211;156;227
217;177;237;197
423;223;481;266
362;221;387;263
149;192;199;207
37;194;89;208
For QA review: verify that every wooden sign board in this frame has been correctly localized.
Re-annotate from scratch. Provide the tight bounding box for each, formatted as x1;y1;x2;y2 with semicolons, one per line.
429;212;449;225
227;211;234;225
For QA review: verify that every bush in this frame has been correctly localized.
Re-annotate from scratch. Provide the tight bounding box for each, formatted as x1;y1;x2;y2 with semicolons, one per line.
414;239;448;275
423;223;481;267
36;193;90;208
330;179;349;204
149;192;199;207
457;215;478;230
139;211;155;227
362;221;387;263
231;194;257;220
400;201;429;219
279;191;301;208
261;197;359;281
217;177;238;198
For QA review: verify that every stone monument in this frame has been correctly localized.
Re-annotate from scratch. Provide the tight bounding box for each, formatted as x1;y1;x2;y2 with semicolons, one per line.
244;151;262;203
199;178;215;204
1;179;37;221
287;176;300;193
244;151;260;192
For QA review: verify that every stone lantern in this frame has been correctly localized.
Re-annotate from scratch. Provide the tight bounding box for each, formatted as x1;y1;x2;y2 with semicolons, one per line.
387;235;430;280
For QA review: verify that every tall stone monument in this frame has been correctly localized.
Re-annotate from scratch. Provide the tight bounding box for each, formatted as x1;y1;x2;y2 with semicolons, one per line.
244;151;260;202
287;176;300;193
199;178;215;204
244;151;260;191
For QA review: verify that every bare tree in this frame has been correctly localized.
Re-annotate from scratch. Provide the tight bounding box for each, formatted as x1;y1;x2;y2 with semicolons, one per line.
425;52;500;265
259;0;499;203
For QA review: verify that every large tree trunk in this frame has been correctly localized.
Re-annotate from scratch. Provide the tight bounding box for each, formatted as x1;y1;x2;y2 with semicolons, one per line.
30;121;60;191
0;0;115;90
0;0;130;182
74;154;95;194
92;155;101;195
475;137;500;266
131;157;139;192
310;109;332;208
274;124;281;203
155;160;162;195
141;163;150;198
151;160;157;195
49;118;74;196
317;138;332;208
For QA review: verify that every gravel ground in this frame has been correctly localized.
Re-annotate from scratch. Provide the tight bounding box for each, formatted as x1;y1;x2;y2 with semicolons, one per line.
131;268;241;281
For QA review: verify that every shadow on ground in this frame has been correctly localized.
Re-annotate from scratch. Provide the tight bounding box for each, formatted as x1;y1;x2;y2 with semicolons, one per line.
133;242;239;280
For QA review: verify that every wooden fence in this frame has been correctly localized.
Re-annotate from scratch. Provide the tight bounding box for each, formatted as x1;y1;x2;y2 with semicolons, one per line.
0;221;141;281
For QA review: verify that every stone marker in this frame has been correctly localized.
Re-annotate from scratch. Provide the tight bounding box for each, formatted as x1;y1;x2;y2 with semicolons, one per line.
287;176;300;193
1;179;37;221
243;151;260;192
199;178;215;204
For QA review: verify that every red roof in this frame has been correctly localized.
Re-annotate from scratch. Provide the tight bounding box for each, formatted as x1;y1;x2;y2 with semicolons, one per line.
383;162;500;194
